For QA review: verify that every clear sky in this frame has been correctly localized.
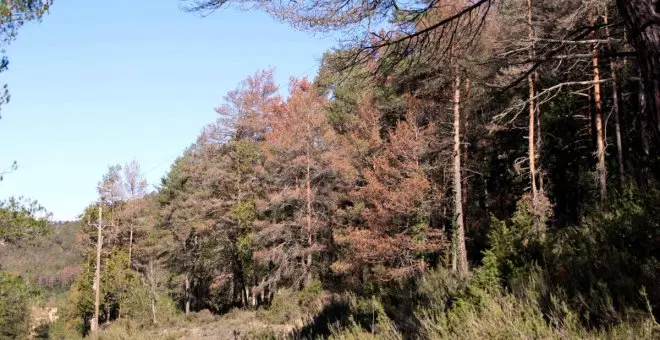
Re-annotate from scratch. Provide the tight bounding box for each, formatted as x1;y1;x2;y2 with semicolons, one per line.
0;0;335;221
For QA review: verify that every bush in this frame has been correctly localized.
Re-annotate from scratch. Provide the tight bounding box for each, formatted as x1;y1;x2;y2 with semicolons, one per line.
407;192;660;339
0;271;32;339
543;193;660;327
414;266;659;339
260;289;302;325
260;280;327;326
186;308;215;324
47;318;83;340
328;316;400;340
96;318;182;340
289;292;399;339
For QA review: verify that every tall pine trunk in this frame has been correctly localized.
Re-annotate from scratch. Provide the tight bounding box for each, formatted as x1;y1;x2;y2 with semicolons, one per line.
149;259;157;325
527;0;538;204
605;12;625;187
592;37;608;200
641;80;651;156
535;83;544;193
128;225;133;266
451;65;468;275
184;272;190;315
305;109;313;285
462;77;471;208
91;206;103;334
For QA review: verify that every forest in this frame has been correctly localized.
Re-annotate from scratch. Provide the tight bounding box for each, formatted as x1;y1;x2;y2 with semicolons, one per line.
0;0;659;339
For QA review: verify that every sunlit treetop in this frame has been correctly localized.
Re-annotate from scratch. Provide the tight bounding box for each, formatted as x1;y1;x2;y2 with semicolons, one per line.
0;196;50;246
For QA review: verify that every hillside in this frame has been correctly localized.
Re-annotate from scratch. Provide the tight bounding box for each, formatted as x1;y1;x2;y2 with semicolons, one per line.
0;221;83;301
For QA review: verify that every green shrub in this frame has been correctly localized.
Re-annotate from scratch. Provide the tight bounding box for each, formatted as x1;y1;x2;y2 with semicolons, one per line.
544;193;660;327
329;318;400;340
186;308;215;324
260;280;327;326
406;193;660;339
47;318;83;340
327;296;400;340
0;271;32;339
414;269;659;339
260;289;302;325
96;318;182;340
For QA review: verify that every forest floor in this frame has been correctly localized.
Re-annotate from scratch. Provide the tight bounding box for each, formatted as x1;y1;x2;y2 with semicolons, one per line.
177;310;294;339
98;309;297;340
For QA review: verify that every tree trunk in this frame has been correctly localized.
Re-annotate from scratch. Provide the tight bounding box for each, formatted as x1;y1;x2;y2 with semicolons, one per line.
462;77;471;208
243;285;248;307
527;0;538;205
588;88;594;146
184;272;190;315
268;282;275;303
151;295;157;325
91;206;103;334
527;74;538;199
149;259;157;325
260;287;265;306
641;80;651;156
305;111;313;285
618;0;660;139
451;66;468;275
592;40;608;200
128;225;133;266
605;12;626;187
535;85;544;193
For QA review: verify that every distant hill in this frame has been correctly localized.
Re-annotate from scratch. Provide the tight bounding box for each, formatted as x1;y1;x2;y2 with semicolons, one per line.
0;221;84;298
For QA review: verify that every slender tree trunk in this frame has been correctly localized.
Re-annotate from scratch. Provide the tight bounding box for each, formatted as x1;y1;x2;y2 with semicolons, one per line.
242;284;248;307
641;80;651;156
305;111;313;285
105;306;111;324
268;282;275;303
91;206;103;334
592;38;608;200
184;272;190;315
528;80;538;199
588;88;594;146
151;294;157;325
623;27;629;68
535;86;544;193
229;277;235;306
527;0;545;238
483;177;489;209
527;0;538;204
451;66;468;275
149;259;157;325
128;225;133;265
605;12;626;187
462;77;471;208
617;0;660;138
244;286;251;308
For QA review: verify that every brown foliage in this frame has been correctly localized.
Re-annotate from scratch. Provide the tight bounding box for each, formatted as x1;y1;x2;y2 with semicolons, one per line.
332;94;446;283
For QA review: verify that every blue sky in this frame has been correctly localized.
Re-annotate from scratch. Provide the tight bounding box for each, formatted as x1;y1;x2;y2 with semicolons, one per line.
0;0;335;221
